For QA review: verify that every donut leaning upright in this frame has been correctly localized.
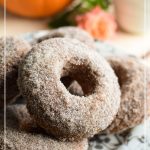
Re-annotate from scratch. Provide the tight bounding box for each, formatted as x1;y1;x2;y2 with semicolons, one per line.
106;56;147;133
0;36;31;107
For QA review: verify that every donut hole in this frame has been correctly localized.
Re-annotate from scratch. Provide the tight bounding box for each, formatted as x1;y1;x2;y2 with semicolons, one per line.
60;76;73;88
48;32;64;38
111;64;128;89
37;33;64;43
61;77;84;96
60;61;97;97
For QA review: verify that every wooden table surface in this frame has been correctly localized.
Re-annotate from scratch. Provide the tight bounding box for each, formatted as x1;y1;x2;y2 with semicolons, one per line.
0;8;150;56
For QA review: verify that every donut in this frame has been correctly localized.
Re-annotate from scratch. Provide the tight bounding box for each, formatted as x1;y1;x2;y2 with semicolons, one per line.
18;38;120;141
69;55;150;132
0;36;31;107
0;105;88;150
105;56;147;133
33;26;95;49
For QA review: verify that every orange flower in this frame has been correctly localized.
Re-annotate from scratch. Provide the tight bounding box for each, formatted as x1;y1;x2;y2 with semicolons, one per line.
76;6;117;40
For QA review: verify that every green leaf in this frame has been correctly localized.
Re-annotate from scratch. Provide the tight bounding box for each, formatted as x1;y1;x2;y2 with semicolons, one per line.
97;0;111;9
49;11;73;28
48;0;111;28
83;0;111;10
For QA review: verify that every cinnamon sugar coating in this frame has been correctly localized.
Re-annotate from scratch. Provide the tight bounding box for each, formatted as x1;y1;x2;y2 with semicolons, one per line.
18;38;120;141
0;105;88;150
69;56;150;133
0;37;31;107
106;56;147;133
33;26;95;49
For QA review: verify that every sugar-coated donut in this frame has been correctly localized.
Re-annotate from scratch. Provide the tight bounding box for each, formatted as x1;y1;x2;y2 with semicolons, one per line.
33;26;95;49
69;56;150;133
18;38;120;141
106;56;147;133
0;105;88;150
0;37;31;107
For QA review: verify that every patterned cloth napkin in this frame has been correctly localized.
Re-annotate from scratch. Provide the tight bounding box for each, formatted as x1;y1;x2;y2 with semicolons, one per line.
89;119;150;150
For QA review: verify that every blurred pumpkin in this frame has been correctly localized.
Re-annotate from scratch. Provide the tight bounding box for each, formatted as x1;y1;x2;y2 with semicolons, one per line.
0;0;72;18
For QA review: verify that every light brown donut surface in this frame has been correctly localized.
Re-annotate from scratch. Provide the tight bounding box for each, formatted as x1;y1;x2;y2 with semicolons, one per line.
33;26;95;49
0;105;88;150
106;56;146;133
69;56;150;133
0;37;31;107
18;38;120;141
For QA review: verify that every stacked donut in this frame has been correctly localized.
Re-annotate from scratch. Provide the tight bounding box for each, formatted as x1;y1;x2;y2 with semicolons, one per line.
0;27;149;150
